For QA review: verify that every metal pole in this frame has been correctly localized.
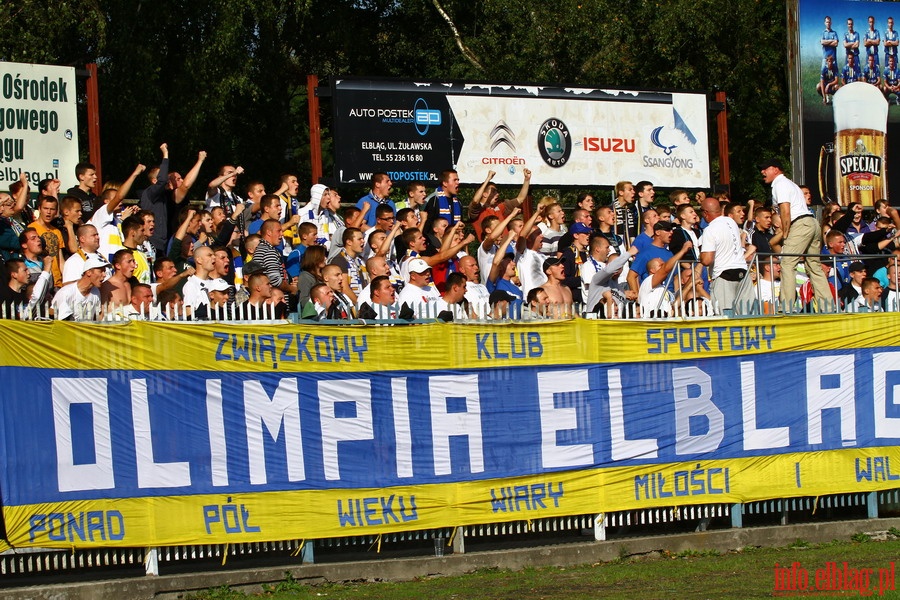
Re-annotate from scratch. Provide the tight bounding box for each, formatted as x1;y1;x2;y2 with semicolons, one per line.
307;75;323;185
85;63;102;193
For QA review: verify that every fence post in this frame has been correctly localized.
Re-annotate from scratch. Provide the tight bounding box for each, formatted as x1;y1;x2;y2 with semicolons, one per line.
451;526;466;554
730;503;743;528
145;547;159;576
867;492;879;519
594;513;606;541
301;540;314;564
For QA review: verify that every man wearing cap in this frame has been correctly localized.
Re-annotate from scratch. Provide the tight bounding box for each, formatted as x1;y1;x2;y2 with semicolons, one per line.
52;256;106;320
560;221;591;304
396;258;440;317
541;256;573;307
760;159;832;310
205;277;233;319
628;221;676;296
699;197;753;314
555;208;593;254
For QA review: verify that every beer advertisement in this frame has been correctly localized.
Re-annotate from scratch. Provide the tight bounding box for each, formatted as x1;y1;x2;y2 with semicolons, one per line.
798;0;899;206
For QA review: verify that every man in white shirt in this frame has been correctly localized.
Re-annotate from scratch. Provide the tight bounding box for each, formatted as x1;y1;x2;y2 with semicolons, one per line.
396;258;440;317
53;257;106;321
700;197;752;314
760;158;831;310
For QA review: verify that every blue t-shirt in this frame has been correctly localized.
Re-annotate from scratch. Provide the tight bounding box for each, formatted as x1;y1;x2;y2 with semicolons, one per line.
885;66;900;87
821;64;839;83
865;29;881;64
822;29;839;62
356;192;396;228
885;29;899;61
864;65;881;85
842;63;862;83
845;31;860;58
631;245;673;286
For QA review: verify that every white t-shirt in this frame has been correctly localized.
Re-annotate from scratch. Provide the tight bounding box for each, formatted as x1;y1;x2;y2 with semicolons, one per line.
477;244;496;285
62;251;110;285
52;282;101;321
397;282;440;318
639;276;673;318
700;216;747;279
517;248;548;297
771;173;812;223
88;204;122;262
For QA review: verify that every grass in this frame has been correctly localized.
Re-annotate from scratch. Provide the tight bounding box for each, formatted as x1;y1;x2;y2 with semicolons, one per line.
187;537;900;600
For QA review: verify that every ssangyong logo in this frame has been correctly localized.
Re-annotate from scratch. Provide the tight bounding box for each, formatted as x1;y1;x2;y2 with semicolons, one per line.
537;118;571;168
414;98;441;136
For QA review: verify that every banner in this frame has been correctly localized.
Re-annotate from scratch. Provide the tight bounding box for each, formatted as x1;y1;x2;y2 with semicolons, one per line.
0;315;898;548
331;78;711;188
796;0;900;206
0;61;79;187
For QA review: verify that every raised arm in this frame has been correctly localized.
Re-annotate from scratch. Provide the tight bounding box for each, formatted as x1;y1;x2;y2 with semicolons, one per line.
174;151;207;204
651;241;692;288
507;168;532;208
375;221;403;257
115;163;147;205
12;172;28;212
482;206;521;250
487;230;517;284
515;204;545;253
207;166;244;196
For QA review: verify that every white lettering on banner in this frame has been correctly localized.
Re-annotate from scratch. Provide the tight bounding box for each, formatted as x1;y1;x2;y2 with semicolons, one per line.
538;370;593;468
874;352;900;439
131;379;191;488
206;379;229;486
740;362;790;450
52;378;115;492
607;369;658;460
430;374;484;476
392;378;414;478
673;367;725;454
46;353;898;493
806;355;857;446
320;379;373;481
244;378;305;485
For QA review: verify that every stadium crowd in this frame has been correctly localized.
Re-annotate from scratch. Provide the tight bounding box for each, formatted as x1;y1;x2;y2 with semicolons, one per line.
1;146;899;322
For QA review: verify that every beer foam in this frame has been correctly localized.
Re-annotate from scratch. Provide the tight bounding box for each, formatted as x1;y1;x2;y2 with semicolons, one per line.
833;82;888;133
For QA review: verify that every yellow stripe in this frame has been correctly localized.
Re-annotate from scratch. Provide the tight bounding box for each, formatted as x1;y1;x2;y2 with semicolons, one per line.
6;447;898;548
1;314;898;373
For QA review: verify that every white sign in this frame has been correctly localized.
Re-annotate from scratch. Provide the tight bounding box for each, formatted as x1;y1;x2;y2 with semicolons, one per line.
450;90;710;187
0;61;79;187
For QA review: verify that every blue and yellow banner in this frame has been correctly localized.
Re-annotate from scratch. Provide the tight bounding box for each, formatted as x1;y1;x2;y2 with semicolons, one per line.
0;315;898;548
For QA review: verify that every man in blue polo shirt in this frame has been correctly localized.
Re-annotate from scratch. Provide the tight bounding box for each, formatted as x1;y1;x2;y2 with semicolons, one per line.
356;173;395;228
865;15;881;68
842;53;863;85
845;17;860;62
822;16;839;66
818;55;841;104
